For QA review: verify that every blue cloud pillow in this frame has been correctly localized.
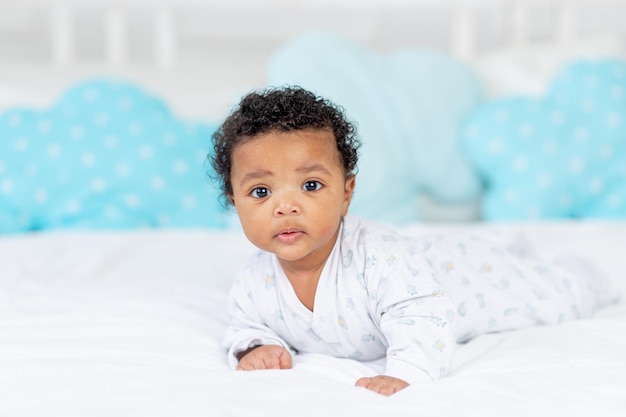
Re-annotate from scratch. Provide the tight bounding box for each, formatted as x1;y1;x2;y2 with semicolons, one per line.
0;79;229;234
268;32;483;224
461;59;626;220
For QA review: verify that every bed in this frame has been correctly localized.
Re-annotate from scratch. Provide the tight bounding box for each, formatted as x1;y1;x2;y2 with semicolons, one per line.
2;1;626;416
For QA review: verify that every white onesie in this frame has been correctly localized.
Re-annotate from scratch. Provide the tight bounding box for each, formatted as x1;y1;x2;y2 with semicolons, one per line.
223;215;604;384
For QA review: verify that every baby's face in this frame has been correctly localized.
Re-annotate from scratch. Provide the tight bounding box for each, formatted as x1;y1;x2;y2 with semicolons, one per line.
229;128;355;270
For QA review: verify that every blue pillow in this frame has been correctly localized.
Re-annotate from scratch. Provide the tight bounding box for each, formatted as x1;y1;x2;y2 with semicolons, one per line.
268;32;483;224
0;79;229;233
461;59;626;220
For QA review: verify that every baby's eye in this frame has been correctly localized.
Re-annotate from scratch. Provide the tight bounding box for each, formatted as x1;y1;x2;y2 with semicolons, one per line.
251;187;270;198
302;181;323;192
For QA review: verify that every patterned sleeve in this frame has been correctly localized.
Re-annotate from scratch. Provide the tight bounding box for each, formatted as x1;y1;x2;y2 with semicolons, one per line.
373;245;457;385
222;270;292;369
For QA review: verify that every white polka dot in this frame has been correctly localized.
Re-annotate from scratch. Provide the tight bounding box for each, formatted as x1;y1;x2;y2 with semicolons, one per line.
66;199;81;214
588;177;604;194
93;112;109;127
70;125;85;140
526;206;541;219
14;137;28;152
48;143;61;158
62;105;76;120
543;140;558;155
18;213;30;228
526;102;540;113
81;152;96;167
610;85;623;99
551;110;566;125
173;160;189;175
195;151;206;163
504;188;519;204
600;145;614;159
606;194;622;209
559;194;573;209
34;189;48;204
150;176;165;191
554;91;568;105
139;145;154;159
38;119;52;134
163;132;177;145
584;75;598;89
487;138;504;155
84;88;99;102
181;195;196;209
580;98;595;112
116;163;130;177
518;123;534;138
25;164;38;177
8;113;21;127
569;158;585;174
496;109;510;122
118;97;133;111
104;135;119;149
512;156;528;172
104;204;119;218
91;178;107;193
536;173;553;188
129;122;143;136
574;127;589;143
57;170;71;184
606;112;621;128
1;179;13;195
464;125;478;140
156;214;171;226
124;194;141;208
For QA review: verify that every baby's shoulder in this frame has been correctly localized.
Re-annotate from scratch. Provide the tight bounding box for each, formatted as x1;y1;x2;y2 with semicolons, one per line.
341;215;410;254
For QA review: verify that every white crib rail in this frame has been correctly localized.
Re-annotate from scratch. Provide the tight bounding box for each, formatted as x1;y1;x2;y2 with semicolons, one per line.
2;0;624;68
48;3;156;68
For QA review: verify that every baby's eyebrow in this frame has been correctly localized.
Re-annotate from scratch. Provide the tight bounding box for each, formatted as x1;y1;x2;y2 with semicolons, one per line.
295;163;332;175
239;169;273;185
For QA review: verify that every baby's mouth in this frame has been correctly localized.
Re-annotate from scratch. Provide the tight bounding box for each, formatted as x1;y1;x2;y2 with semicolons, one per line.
275;228;304;243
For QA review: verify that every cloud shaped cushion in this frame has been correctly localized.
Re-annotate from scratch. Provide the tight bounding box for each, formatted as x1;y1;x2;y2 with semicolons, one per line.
0;79;228;234
462;59;626;220
268;32;483;224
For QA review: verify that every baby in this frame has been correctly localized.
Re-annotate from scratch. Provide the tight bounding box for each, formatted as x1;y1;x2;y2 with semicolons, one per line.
211;86;611;396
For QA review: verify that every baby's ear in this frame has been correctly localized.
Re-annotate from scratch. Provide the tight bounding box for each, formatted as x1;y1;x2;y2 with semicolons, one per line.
227;194;235;205
343;174;356;213
346;174;356;193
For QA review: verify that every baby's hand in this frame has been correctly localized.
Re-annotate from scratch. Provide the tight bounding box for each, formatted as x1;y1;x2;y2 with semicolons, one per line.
355;375;409;396
236;345;292;371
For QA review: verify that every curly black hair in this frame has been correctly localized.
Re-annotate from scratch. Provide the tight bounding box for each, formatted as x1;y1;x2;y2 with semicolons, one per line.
210;85;360;206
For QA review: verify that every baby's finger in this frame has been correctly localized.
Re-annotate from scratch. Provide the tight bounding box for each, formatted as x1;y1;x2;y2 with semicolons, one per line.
355;376;408;396
237;359;260;371
278;349;293;369
365;378;389;395
376;382;399;396
262;354;280;369
354;376;373;388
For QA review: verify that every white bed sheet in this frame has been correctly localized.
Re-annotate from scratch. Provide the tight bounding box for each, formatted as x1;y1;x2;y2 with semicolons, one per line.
1;221;626;417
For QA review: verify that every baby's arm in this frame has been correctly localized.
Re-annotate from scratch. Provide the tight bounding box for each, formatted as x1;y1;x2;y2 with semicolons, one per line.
236;345;292;371
354;290;452;396
223;274;293;370
373;249;457;389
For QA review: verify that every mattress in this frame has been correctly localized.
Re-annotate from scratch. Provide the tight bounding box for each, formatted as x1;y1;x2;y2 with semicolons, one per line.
2;221;625;416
